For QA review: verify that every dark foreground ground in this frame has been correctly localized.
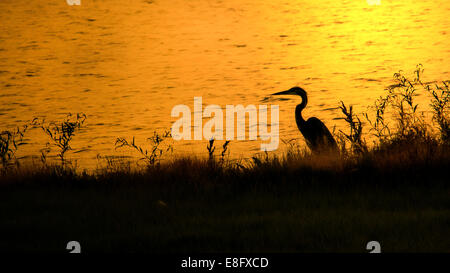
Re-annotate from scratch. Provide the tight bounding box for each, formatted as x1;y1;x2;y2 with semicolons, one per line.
1;183;449;253
1;145;449;253
2;65;448;253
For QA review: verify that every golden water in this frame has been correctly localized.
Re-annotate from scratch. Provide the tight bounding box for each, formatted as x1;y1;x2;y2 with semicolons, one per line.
1;0;449;169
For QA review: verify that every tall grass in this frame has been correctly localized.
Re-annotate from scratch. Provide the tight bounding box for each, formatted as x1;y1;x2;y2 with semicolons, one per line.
40;113;86;167
338;101;367;155
362;64;449;146
0;124;29;171
115;130;173;168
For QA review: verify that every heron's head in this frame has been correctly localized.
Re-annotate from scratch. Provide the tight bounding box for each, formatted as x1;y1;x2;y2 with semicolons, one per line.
272;87;307;97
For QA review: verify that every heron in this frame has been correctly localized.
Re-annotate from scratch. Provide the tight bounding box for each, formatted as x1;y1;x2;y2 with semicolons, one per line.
272;87;338;152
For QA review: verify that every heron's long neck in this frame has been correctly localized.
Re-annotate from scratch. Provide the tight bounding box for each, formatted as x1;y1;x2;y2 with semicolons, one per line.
295;93;308;126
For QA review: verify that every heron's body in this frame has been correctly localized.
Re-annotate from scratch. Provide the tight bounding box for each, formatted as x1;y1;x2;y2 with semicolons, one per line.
273;87;337;152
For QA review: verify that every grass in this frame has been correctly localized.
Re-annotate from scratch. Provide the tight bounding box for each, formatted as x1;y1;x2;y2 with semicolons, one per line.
0;65;449;253
1;152;449;253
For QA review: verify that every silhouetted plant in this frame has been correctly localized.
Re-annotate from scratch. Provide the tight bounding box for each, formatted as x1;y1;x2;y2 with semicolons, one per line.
388;67;428;140
115;130;173;167
252;151;271;168
41;113;86;166
0;124;29;170
205;139;231;165
206;138;216;162
339;101;367;155
280;137;312;163
364;65;432;145
427;81;450;142
282;138;301;156
364;95;391;143
414;65;450;142
334;132;348;156
96;154;131;174
221;140;231;163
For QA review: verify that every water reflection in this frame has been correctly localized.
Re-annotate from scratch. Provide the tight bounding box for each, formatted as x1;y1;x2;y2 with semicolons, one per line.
0;0;448;169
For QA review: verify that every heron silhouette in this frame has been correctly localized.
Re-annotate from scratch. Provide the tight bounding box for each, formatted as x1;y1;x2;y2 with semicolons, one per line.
272;87;338;152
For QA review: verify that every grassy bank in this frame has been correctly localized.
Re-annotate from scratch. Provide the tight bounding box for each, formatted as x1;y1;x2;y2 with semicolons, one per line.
0;66;449;253
0;144;449;253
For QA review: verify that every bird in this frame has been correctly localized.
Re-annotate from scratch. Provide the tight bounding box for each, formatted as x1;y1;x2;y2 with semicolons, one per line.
272;87;338;153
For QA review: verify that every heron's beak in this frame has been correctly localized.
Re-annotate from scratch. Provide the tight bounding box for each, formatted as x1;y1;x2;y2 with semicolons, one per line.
271;89;297;96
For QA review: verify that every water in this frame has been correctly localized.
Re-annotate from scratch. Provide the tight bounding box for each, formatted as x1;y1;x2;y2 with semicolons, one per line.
1;0;449;169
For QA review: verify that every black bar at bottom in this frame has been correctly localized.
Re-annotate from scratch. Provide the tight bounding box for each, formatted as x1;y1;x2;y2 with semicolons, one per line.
3;253;447;272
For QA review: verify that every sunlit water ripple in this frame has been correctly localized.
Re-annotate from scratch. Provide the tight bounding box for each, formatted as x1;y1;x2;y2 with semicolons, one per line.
0;0;449;170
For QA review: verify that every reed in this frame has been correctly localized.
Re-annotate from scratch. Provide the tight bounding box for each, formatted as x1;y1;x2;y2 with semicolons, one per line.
40;113;86;167
115;130;173;168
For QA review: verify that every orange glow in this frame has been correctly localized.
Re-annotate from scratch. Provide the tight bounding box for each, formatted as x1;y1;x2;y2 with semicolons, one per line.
0;0;448;169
